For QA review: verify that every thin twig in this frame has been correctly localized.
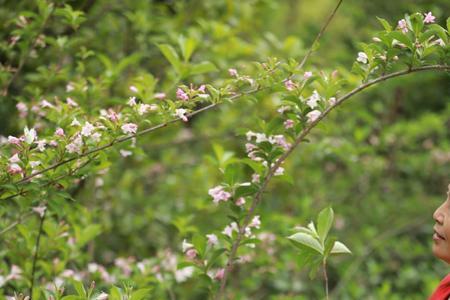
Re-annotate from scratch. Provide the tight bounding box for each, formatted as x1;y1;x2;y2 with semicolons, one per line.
29;204;47;299
0;211;34;236
323;260;329;300
214;64;450;299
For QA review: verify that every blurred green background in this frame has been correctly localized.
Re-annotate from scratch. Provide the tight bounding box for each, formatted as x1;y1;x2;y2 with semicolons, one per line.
1;0;449;299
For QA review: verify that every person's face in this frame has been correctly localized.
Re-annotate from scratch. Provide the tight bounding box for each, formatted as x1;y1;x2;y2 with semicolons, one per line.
432;185;450;263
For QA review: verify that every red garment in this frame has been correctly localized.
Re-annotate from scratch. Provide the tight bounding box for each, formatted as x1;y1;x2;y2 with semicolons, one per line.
430;274;450;300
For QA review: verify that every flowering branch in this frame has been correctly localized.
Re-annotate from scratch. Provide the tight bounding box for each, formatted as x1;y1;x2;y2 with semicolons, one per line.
215;64;450;299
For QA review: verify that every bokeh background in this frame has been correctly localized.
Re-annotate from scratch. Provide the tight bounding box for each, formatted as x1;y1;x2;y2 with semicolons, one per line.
1;0;449;299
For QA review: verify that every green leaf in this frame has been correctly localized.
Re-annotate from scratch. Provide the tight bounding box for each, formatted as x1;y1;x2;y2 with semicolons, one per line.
157;44;182;73
376;17;392;32
178;35;198;62
61;296;84;300
130;288;152;300
109;286;122;300
447;17;450;32
288;232;323;254
71;280;86;297
317;206;334;243
389;31;413;49
189;61;217;76
428;24;448;43
331;241;352;255
76;224;102;247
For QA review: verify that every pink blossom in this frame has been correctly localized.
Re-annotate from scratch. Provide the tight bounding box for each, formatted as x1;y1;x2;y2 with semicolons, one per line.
8;136;21;145
271;135;290;150
129;85;138;93
138;103;157;115
397;19;408;33
32;206;46;217
214;268;225;281
91;132;101;142
306;90;321;109
249;215;261;229
81;122;95;137
55;128;65;137
303;71;313;80
107;109;120;122
16;102;28;118
182;239;194;252
9;154;21;163
284;79;296;91
176;88;189;101
306;110;321;123
356;52;368;64
274;166;284;176
121;123;138;135
186;249;197;259
252;173;260;183
66;97;78;107
198;85;206;93
71;118;81;126
424;12;435;24
277;106;290;114
222;222;238;238
6;265;22;281
235;197;246;206
245;143;257;153
284;119;295;129
208;185;231;204
175;108;188;122
49;140;58;147
8;164;22;175
35;140;46;152
228;68;238;77
154;92;166;100
206;234;218;246
120;149;132;157
97;292;108;300
329;97;337;106
40;99;54;108
29;160;41;168
66;135;83;154
66;83;74;92
128;96;137;106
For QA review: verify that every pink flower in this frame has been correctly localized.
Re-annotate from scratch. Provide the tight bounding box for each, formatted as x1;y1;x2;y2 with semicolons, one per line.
40;99;54;108
284;119;295;129
24;127;37;144
356;52;368;64
119;149;132;157
66;135;83;154
71;118;81;126
186;249;197;259
277;106;290;114
198;85;206;93
235;197;246;206
121;123;138;135
228;68;238;77
214;268;225;281
176;88;189;101
222;222;238;238
423;12;435;24
303;71;313;80
138;104;157;115
55;128;65;137
35;140;46;152
252;173;260;183
66;97;78;107
175;108;188;122
81;122;95;137
66;83;74;92
329;97;337;106
274;166;284;176
127;96;137;106
284;79;296;91
306;110;321;123
32;206;46;217
107;109;120;122
16;102;28;118
397;19;408;33
249;215;261;229
129;85;138;93
208;186;231;204
9;154;20;163
206;234;219;246
8;163;22;175
8;136;21;145
245;143;257;153
29;160;41;168
154;92;166;100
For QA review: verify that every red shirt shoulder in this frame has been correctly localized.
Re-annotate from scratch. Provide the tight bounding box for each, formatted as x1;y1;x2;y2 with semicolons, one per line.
430;275;450;300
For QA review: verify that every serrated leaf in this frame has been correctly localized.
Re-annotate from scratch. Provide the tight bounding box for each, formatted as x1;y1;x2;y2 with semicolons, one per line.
317;206;334;243
288;232;323;254
331;241;352;255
